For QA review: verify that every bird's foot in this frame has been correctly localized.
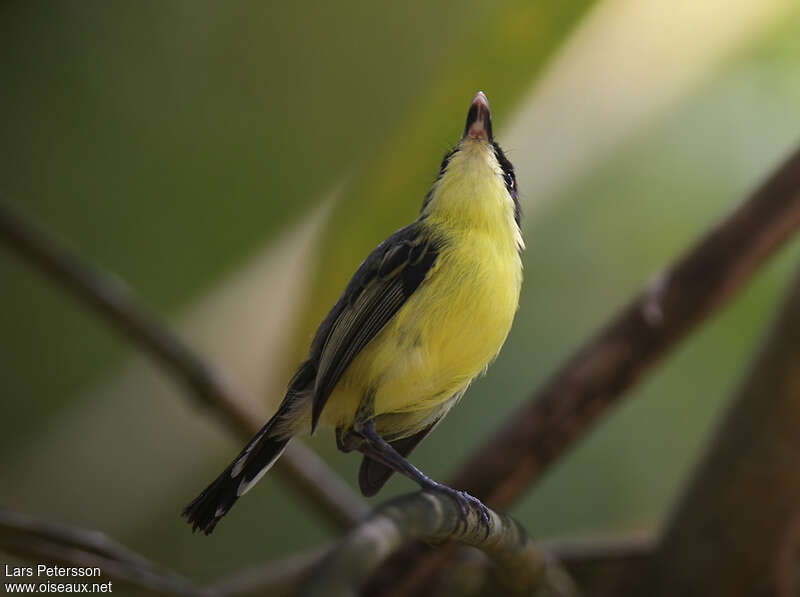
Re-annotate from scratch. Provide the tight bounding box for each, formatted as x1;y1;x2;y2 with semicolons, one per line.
421;481;491;536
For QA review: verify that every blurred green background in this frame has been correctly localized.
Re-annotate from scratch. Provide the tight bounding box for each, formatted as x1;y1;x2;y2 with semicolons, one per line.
3;0;800;591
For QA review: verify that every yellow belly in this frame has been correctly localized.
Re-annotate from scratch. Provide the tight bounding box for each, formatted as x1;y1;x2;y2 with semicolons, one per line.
320;230;522;438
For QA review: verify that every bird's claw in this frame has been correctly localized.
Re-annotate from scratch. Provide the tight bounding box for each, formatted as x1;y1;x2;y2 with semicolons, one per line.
424;483;492;537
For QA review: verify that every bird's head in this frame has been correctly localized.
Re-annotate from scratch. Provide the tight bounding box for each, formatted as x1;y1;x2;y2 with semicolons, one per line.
421;92;521;239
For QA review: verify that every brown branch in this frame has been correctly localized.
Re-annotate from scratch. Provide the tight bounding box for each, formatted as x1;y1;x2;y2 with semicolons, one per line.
453;143;800;507
0;508;205;596
0;200;367;530
207;547;326;597
541;533;653;567
209;512;648;597
623;261;800;596
370;144;800;595
205;517;607;597
298;491;580;597
541;534;654;596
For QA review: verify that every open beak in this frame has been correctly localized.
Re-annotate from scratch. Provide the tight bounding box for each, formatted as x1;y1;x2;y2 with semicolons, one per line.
463;91;493;142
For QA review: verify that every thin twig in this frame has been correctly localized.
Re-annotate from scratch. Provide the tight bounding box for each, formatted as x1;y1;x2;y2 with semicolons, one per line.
0;200;367;529
207;547;327;597
541;533;653;568
541;534;654;596
0;508;205;596
370;144;800;595
299;490;580;597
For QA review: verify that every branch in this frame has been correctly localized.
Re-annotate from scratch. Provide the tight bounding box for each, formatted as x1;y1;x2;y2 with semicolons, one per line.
298;491;580;597
541;534;653;596
369;144;800;595
208;535;642;597
624;261;800;595
452;144;800;508
541;533;652;568
0;200;367;529
0;508;204;596
207;547;326;597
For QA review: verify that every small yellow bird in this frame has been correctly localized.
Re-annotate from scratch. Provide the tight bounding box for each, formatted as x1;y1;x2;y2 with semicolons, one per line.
184;91;523;533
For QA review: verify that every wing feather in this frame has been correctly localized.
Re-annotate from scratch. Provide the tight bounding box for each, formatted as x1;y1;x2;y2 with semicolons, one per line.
309;224;439;430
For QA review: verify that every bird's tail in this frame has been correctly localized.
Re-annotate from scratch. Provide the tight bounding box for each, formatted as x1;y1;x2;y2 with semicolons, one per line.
182;402;294;534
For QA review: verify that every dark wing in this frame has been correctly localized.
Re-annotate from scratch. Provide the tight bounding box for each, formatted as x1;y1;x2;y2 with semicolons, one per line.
358;419;440;496
308;223;440;430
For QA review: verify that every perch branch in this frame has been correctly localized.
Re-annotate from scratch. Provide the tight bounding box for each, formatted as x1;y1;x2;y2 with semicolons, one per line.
299;490;580;597
0;508;204;596
0;200;366;529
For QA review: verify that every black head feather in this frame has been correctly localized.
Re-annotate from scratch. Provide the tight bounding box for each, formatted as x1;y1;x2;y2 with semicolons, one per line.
492;142;520;226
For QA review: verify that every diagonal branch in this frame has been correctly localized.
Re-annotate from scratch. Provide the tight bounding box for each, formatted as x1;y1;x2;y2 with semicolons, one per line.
299;490;580;597
369;144;800;595
0;508;204;596
625;260;800;596
452;143;800;508
0;200;367;530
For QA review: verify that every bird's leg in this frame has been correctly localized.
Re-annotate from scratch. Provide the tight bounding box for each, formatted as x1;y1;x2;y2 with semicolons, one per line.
355;419;491;531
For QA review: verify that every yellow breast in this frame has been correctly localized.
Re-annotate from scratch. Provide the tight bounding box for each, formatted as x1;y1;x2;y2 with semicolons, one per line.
321;139;523;436
380;230;522;408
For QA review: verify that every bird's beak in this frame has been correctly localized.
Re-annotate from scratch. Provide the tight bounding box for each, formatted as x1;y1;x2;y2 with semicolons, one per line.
463;91;493;142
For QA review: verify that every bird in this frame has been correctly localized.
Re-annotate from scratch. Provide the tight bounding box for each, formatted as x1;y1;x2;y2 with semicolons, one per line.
183;91;523;534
